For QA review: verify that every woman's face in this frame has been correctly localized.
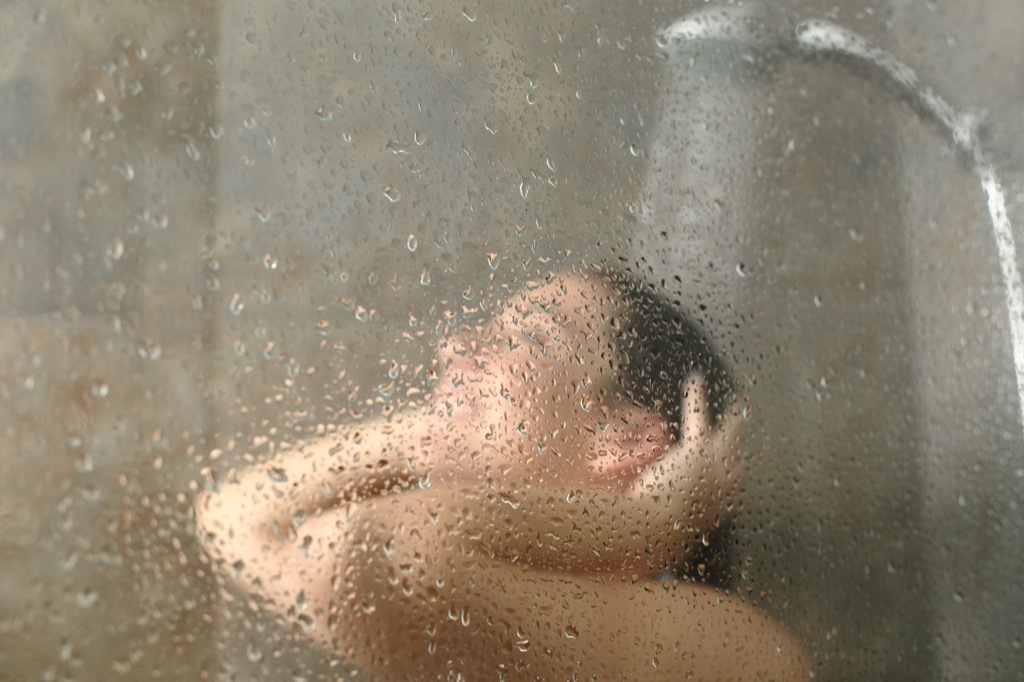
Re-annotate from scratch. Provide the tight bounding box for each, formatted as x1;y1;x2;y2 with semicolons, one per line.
430;273;675;491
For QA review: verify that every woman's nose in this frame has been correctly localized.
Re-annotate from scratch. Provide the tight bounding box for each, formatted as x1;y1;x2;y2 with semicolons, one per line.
436;332;476;371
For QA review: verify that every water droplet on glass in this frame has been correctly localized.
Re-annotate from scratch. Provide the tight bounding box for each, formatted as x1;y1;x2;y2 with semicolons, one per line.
73;452;94;474
563;625;579;639
185;140;201;162
106;238;125;260
461;7;477;21
209;123;224;140
263;253;278;270
383;186;401;203
486;252;499;270
314;106;332;122
76;589;99;608
420;269;431;286
297;614;315;633
254;205;271;222
245;643;263;663
387;139;411;155
149;211;169;229
229;293;245;316
137;340;162;360
406;234;418;252
91;382;109;399
736;262;747;277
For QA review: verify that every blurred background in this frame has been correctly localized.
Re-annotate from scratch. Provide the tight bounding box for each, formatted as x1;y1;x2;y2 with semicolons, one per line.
1;0;1021;679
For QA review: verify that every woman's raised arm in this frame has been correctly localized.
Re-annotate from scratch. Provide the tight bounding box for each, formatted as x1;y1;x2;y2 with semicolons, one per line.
193;410;432;601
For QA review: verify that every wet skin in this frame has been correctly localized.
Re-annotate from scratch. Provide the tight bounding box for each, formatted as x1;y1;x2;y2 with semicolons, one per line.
195;272;809;680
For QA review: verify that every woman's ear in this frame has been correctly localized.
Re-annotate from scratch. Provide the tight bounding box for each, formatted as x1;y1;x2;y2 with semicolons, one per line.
582;402;676;488
630;373;746;506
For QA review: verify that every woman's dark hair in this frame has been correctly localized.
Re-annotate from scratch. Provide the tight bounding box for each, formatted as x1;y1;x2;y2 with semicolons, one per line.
591;267;737;588
591;268;735;436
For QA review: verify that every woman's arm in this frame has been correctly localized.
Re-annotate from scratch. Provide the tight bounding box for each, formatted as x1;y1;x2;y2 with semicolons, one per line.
193;409;432;599
196;379;744;591
194;387;805;679
294;488;809;680
195;433;805;680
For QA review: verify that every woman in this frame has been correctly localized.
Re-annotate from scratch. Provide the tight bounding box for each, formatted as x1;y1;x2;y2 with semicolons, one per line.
195;265;809;679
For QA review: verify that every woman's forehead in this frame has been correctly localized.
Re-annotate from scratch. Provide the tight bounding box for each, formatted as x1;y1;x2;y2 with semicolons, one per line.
494;272;621;331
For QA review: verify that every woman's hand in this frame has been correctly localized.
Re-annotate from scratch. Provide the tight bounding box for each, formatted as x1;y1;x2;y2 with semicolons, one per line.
194;383;804;680
449;376;746;576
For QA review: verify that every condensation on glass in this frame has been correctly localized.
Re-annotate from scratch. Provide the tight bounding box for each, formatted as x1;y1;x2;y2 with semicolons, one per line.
1;1;1022;679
